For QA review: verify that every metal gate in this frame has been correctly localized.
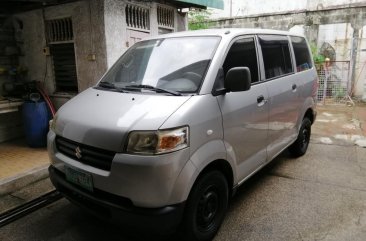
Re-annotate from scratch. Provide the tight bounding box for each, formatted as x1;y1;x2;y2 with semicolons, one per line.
316;61;351;105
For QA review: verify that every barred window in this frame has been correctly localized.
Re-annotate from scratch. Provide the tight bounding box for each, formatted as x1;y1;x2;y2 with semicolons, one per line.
50;43;78;92
46;17;78;92
125;4;150;30
46;18;73;43
157;5;174;29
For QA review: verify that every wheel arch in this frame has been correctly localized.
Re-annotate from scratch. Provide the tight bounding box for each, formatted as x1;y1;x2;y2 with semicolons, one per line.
194;159;234;196
296;96;316;130
304;107;315;124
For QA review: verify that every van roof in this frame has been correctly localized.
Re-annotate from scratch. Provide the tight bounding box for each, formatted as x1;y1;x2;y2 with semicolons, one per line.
145;28;305;40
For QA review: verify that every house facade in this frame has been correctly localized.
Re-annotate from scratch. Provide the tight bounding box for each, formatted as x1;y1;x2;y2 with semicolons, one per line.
0;0;223;142
12;0;192;109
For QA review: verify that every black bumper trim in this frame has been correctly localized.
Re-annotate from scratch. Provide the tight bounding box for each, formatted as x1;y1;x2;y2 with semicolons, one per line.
48;165;185;233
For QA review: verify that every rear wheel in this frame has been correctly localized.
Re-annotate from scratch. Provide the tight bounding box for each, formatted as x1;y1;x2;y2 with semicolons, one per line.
182;171;228;241
289;117;311;157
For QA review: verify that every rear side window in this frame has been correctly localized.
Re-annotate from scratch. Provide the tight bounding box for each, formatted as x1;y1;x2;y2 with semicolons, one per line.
259;35;293;79
291;36;313;72
223;37;259;83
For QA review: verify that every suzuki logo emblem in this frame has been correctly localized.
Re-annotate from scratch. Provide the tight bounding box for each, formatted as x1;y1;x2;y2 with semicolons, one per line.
75;146;82;159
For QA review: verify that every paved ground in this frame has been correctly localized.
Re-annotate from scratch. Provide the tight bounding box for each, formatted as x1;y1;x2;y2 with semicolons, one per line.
0;139;49;181
0;178;54;213
214;144;366;241
0;138;50;212
312;104;366;147
0;104;365;240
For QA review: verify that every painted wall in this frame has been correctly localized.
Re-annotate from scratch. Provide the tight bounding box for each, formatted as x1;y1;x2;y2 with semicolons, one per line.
9;0;188;110
207;3;366;99
104;0;186;68
210;0;366;18
317;23;353;61
14;0;107;109
104;0;129;68
0;17;21;97
356;26;366;97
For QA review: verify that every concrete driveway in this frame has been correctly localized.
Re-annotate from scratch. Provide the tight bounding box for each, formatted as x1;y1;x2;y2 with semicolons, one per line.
215;104;366;241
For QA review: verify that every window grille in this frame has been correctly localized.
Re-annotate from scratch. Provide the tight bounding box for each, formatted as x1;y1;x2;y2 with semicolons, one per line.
125;4;150;30
157;6;174;29
50;43;78;92
46;18;77;92
46;18;73;43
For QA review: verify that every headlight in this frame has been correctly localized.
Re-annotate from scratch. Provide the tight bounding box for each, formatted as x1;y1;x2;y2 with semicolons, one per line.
126;126;189;155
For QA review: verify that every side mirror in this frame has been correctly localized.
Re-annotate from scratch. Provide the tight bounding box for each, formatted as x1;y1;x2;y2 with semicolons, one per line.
225;67;251;92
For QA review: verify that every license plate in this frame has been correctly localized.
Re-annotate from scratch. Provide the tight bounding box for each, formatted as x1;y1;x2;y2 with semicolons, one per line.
65;166;93;192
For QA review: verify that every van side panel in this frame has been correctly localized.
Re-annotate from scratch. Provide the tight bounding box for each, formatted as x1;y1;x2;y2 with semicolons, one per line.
216;83;269;182
160;95;234;200
169;140;230;203
296;69;318;129
266;74;302;159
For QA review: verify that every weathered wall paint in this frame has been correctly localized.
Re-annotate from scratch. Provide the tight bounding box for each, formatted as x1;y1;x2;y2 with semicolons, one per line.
0;17;19;96
104;0;184;68
317;23;353;61
14;10;45;90
12;0;187;110
14;0;107;109
104;0;129;68
210;0;366;18
355;26;366;97
207;5;366;98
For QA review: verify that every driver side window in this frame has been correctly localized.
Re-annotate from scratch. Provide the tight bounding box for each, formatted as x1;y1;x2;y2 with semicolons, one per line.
223;38;259;84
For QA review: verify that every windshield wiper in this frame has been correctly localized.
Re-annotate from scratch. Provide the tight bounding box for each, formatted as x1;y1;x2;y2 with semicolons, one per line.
97;81;127;92
98;81;116;88
124;84;182;96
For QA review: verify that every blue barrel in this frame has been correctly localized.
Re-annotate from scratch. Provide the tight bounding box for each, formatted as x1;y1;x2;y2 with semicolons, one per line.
22;101;50;148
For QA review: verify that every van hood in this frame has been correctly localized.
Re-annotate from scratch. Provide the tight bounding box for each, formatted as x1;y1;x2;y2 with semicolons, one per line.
54;88;191;152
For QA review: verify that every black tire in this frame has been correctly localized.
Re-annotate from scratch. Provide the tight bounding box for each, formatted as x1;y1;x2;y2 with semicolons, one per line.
181;171;228;241
289;117;312;157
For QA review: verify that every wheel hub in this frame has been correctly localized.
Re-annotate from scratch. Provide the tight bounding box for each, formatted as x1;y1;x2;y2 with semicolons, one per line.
197;187;219;230
301;127;310;149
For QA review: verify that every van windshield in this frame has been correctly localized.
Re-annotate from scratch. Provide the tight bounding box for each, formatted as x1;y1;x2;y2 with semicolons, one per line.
98;36;220;94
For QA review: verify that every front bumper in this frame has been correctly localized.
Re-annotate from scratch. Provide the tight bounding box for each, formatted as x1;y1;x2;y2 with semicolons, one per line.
47;130;194;207
49;165;185;233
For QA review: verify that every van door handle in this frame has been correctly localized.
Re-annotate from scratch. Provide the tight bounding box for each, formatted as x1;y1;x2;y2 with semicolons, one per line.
292;84;297;90
257;95;264;103
257;95;267;106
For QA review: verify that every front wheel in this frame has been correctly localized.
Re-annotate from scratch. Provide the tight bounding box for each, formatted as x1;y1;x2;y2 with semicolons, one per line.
289;117;312;157
181;171;228;241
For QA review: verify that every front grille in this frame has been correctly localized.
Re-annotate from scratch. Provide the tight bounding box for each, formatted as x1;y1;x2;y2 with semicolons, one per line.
52;167;134;210
55;136;115;171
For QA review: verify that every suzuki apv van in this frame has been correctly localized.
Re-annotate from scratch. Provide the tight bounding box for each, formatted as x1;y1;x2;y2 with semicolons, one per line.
48;29;317;241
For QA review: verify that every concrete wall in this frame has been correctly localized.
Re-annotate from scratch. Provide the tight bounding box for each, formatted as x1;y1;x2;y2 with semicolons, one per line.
206;5;366;99
317;23;353;61
12;0;187;109
0;17;19;97
104;0;129;68
104;0;186;68
13;10;45;90
0;18;23;142
356;26;366;97
14;0;107;109
210;0;366;18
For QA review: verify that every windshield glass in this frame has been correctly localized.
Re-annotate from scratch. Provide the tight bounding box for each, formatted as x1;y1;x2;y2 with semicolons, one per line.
98;36;220;94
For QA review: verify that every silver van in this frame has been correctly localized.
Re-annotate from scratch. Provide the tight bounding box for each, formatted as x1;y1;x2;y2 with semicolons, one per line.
48;29;317;241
